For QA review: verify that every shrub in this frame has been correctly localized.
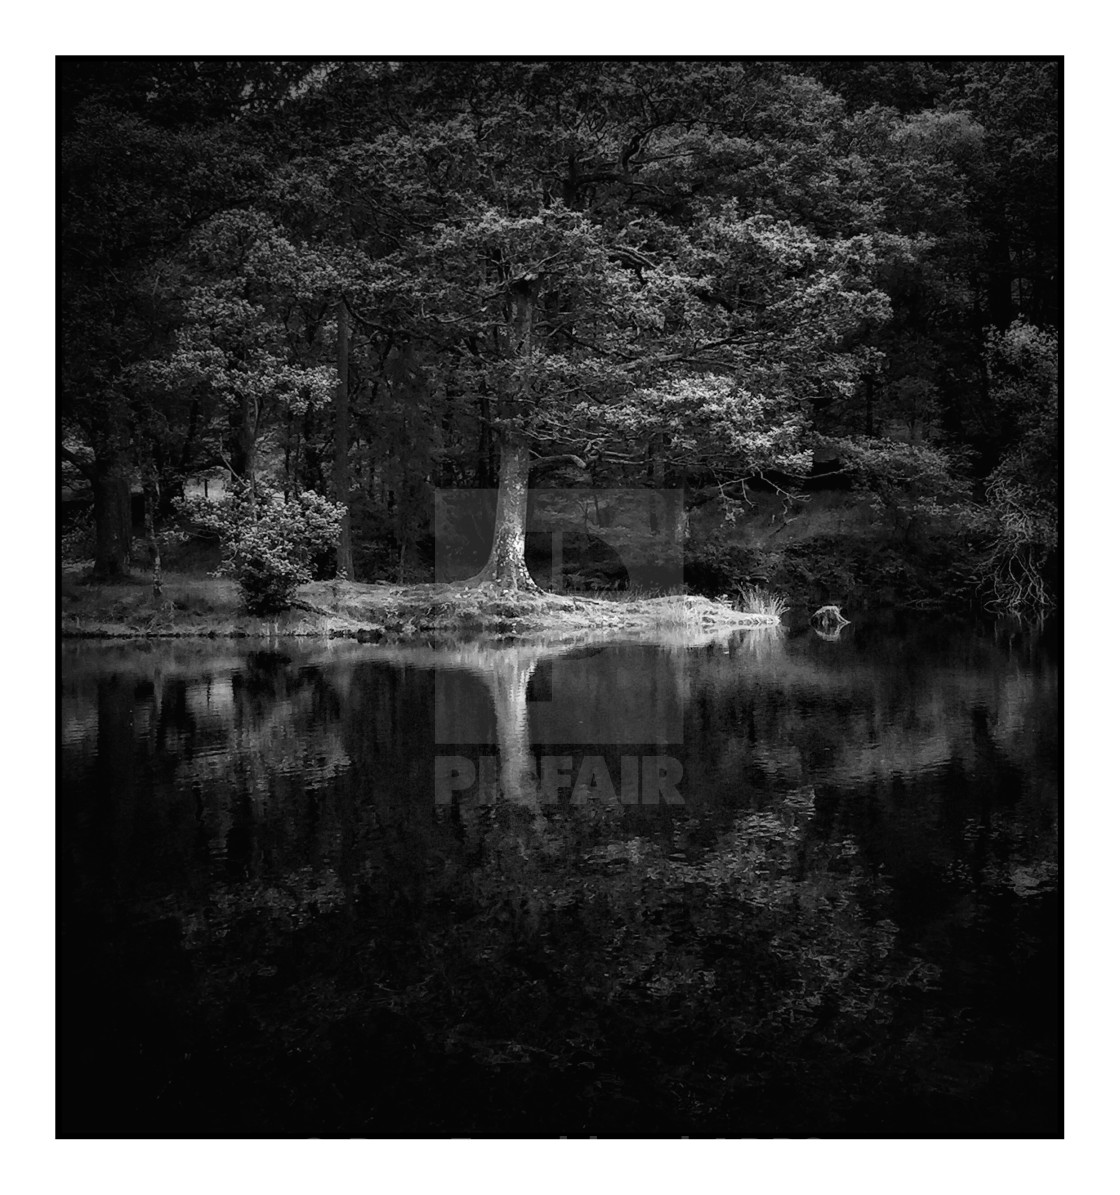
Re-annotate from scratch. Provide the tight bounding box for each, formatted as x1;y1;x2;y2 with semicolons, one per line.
177;484;344;613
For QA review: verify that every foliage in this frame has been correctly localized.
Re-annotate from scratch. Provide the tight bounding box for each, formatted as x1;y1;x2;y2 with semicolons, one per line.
978;322;1059;613
683;533;773;597
725;530;982;612
178;484;344;613
825;434;975;537
61;508;98;564
59;59;1060;605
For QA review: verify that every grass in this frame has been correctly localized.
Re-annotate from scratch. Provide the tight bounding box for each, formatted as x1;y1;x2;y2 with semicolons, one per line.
733;583;791;619
61;569;785;639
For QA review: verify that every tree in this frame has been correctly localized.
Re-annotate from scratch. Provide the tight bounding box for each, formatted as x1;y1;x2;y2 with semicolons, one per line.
137;208;340;500
60;59;1059;602
59;60;312;578
321;63;894;589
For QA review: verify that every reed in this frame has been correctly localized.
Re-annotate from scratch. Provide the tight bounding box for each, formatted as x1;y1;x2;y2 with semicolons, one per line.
734;584;790;618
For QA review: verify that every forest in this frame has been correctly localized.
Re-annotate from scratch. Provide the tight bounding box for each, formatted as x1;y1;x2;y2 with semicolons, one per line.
59;58;1061;620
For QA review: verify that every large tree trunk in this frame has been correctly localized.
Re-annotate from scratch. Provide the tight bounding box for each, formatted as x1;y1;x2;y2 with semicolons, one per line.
333;298;354;579
91;454;133;581
467;435;538;590
466;273;541;591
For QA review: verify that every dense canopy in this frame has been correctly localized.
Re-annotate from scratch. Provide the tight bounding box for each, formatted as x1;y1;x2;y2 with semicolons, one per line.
59;58;1060;611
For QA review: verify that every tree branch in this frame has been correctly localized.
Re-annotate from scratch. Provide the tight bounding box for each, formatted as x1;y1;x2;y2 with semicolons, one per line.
60;445;96;481
529;452;588;472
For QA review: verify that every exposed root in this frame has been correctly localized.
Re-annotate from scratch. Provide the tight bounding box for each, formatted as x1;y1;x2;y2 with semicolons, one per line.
980;545;1055;615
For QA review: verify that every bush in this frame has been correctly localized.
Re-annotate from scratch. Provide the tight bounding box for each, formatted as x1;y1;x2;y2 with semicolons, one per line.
177;484;344;613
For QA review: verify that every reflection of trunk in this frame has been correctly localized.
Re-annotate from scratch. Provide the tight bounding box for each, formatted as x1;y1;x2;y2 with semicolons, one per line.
333;299;354;579
488;654;540;811
467;435;538;589
368;630;739;819
92;454;132;580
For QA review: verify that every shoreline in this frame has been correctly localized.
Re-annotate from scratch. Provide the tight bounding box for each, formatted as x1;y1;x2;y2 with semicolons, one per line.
61;572;782;641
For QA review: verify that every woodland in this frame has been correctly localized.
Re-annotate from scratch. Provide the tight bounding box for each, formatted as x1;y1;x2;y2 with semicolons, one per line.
59;59;1060;616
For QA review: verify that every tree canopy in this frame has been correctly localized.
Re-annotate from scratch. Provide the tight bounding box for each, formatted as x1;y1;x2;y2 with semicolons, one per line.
59;58;1060;610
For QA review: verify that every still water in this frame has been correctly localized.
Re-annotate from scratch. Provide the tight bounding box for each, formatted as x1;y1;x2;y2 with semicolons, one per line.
59;615;1061;1137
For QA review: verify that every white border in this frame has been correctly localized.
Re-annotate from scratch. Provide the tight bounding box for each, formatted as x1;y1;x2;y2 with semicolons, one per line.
8;14;1114;1193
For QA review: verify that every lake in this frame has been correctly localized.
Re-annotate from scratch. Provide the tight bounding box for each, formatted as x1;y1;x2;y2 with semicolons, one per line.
58;614;1061;1137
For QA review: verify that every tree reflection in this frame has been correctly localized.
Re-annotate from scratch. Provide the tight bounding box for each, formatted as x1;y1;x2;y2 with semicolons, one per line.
59;620;1061;1136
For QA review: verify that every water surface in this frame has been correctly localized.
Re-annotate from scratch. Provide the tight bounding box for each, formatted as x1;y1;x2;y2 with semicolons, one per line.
58;615;1061;1137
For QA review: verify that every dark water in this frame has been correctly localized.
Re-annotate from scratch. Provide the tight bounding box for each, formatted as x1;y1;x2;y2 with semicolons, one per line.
58;615;1061;1137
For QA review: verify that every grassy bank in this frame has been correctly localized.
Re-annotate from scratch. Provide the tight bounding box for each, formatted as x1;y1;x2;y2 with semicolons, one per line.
61;571;782;640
